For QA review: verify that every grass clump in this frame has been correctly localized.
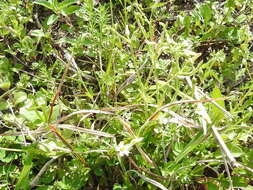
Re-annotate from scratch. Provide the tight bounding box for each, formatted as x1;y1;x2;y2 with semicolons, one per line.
0;0;253;189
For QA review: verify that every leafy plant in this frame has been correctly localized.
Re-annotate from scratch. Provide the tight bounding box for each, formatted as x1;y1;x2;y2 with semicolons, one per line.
0;0;253;189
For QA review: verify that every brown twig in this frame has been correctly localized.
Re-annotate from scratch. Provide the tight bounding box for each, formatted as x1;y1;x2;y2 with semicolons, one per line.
47;50;87;166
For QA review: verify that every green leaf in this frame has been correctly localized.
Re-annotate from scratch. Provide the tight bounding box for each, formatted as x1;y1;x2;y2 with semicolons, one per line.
0;150;6;160
0;81;11;91
199;4;212;23
207;182;219;190
150;2;167;9
184;15;191;29
1;152;18;163
210;86;225;122
47;14;59;25
30;29;45;38
15;152;33;190
58;0;77;10
61;5;80;16
236;14;247;23
227;144;243;158
33;0;54;10
14;91;27;105
174;132;205;164
50;104;61;122
19;107;43;123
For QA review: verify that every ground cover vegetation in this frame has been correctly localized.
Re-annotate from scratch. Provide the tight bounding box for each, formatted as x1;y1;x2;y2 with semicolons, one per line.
0;0;253;189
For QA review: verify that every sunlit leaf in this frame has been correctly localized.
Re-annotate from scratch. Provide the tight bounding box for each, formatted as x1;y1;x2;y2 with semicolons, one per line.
58;0;77;9
14;91;27;105
30;29;45;38
199;4;212;23
61;5;80;16
211;86;225;122
47;14;59;25
33;0;54;10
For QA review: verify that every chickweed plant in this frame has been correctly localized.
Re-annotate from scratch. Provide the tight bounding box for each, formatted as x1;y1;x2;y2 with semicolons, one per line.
0;0;253;189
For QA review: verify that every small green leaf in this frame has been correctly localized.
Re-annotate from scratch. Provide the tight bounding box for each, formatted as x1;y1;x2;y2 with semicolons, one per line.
184;15;191;29
236;14;247;23
30;29;45;38
150;2;167;9
51;104;61;122
58;0;77;10
14;91;27;105
211;86;225;122
227;144;243;158
0;81;11;91
0;100;9;110
47;14;59;25
94;167;104;176
200;4;212;23
0;150;6;160
61;5;80;16
1;152;18;163
33;0;54;10
207;182;219;190
19;107;43;123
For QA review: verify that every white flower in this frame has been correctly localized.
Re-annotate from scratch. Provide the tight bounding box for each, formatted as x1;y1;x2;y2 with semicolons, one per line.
115;137;143;157
115;142;131;157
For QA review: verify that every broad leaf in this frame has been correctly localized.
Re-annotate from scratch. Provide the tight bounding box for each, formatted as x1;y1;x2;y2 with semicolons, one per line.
14;91;27;105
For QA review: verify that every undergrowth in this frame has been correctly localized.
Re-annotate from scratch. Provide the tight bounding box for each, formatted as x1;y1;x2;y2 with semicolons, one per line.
0;0;253;189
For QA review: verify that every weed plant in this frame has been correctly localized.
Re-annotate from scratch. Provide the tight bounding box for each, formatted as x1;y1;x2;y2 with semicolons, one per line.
0;0;253;189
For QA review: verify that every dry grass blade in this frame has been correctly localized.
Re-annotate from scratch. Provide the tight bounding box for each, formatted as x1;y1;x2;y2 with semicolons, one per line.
57;124;114;138
139;98;226;133
118;117;156;167
117;117;136;136
165;110;200;128
194;88;211;135
211;125;253;174
47;51;71;124
183;76;232;120
101;104;145;112
30;156;60;188
211;125;238;167
115;57;148;97
49;125;87;166
129;170;168;190
196;88;233;120
128;157;167;180
148;98;226;122
0;129;46;137
0;147;25;152
57;109;114;123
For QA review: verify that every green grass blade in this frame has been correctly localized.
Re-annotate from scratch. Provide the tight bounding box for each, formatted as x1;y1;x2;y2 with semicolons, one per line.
174;131;205;164
15;152;33;190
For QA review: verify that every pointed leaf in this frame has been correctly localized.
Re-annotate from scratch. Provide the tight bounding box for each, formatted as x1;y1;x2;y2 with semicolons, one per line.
30;29;45;38
58;0;77;9
47;14;59;25
33;0;54;10
61;5;80;16
174;132;205;164
211;86;225;121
